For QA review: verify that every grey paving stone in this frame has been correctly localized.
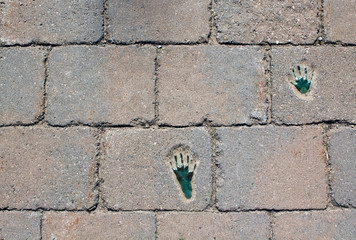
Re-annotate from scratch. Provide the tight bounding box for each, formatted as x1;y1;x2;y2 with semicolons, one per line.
274;209;356;240
159;46;268;126
0;211;41;240
42;211;155;240
215;0;320;44
47;45;155;126
157;212;270;239
0;0;103;45
0;127;98;210
216;126;328;210
271;46;356;124
0;48;44;125
102;128;212;210
328;127;356;207
107;0;210;43
325;0;356;43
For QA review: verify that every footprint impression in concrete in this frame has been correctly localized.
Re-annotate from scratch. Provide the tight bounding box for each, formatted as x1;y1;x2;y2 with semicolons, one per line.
290;65;313;94
168;146;197;200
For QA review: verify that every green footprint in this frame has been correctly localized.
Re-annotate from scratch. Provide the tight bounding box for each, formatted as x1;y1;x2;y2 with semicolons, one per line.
291;65;313;94
170;152;196;199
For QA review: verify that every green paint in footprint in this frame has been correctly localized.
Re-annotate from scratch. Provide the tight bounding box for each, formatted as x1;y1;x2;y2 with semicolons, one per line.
170;152;196;199
291;65;313;94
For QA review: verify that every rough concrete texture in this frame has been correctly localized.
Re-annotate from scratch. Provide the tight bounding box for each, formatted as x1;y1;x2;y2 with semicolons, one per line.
271;46;356;124
0;211;41;240
214;0;320;44
47;45;156;126
0;0;103;45
157;212;270;239
42;211;155;240
328;127;356;207
102;128;212;210
325;0;356;43
0;48;44;125
2;0;356;238
216;126;328;210
0;127;98;210
274;209;356;239
107;0;210;43
159;46;268;126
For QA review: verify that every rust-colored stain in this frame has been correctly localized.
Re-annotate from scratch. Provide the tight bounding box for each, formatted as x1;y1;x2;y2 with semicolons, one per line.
0;159;5;170
87;191;93;201
293;150;302;157
255;78;267;108
88;110;96;121
66;216;80;230
86;193;94;209
320;149;326;163
103;141;111;152
35;87;44;113
324;2;330;22
44;215;53;225
87;159;97;205
88;160;96;186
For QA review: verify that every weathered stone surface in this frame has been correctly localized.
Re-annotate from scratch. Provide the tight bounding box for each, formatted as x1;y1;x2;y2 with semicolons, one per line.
0;211;41;240
102;128;212;210
47;45;155;126
328;127;356;207
107;0;210;43
215;0;320;44
157;212;270;239
0;127;98;210
159;46;268;126
0;0;103;45
271;46;356;124
0;48;44;125
274;209;356;239
325;0;356;43
42;211;155;239
216;126;328;210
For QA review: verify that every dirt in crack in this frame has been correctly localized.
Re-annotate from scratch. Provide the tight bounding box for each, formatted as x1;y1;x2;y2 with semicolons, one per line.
169;146;197;199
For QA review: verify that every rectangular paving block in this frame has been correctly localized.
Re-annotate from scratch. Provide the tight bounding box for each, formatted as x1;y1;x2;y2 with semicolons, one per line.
0;0;103;45
0;127;98;210
157;212;270;239
216;126;328;210
158;46;268;126
274;209;356;239
325;0;356;43
107;0;210;43
0;211;41;240
328;127;356;207
0;47;44;125
214;0;320;44
42;211;155;239
271;46;356;124
47;45;155;126
102;128;212;210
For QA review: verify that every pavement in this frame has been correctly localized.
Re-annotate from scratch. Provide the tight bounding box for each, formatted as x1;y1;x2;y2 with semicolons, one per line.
0;0;355;239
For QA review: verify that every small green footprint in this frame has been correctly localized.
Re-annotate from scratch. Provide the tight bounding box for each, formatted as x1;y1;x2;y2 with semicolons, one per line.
291;65;313;94
170;152;196;199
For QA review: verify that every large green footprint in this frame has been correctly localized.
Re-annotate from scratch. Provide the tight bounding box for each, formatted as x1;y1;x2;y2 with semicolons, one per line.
170;152;196;199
